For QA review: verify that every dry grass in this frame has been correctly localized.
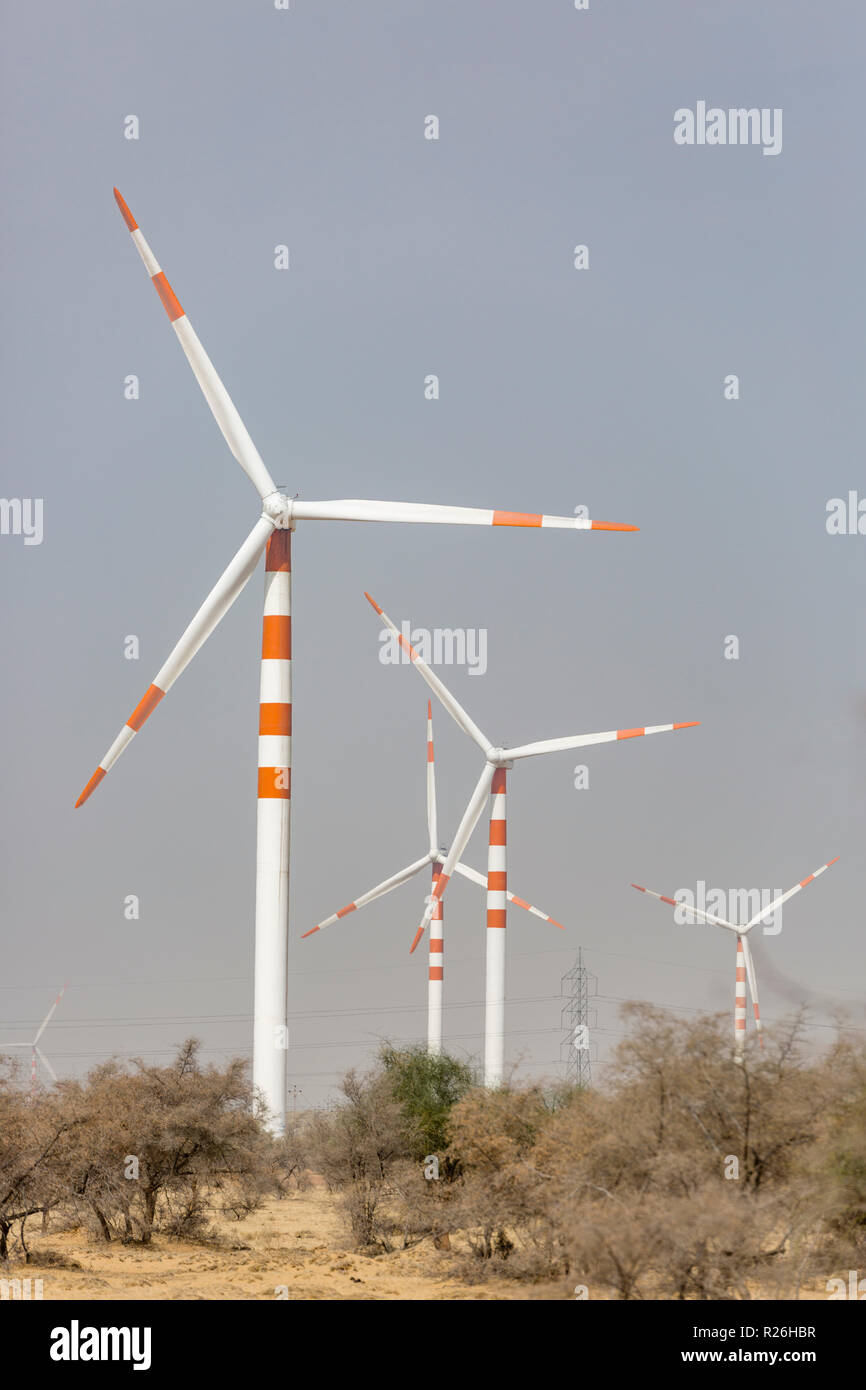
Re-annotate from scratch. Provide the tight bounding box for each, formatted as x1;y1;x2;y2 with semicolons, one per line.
13;1181;547;1301
10;1183;839;1301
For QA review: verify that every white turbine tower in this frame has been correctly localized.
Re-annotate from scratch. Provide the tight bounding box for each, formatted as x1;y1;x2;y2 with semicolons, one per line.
0;984;67;1091
365;593;700;1088
630;854;840;1061
303;702;564;1054
75;190;639;1132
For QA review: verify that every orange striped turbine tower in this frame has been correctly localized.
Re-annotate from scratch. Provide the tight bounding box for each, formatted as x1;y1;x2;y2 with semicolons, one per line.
302;702;564;1053
74;191;640;1132
365;594;700;1088
630;855;839;1062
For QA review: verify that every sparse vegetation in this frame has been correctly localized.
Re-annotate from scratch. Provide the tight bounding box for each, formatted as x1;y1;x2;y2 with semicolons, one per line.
1;1010;864;1299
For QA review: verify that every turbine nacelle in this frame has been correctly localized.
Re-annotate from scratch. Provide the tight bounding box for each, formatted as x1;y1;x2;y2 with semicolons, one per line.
261;491;294;528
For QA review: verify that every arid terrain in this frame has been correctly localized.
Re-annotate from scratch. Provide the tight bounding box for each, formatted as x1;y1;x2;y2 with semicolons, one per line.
17;1179;539;1302
4;1018;862;1303
12;1179;835;1302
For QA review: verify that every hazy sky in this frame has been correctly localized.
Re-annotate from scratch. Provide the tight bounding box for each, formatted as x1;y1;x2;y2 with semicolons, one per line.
1;1;863;1106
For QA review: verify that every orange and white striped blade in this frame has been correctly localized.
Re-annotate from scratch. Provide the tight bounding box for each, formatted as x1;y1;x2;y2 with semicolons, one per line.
33;982;67;1045
503;721;699;761
740;934;763;1046
294;499;637;530
409;763;496;953
744;856;840;931
630;883;737;931
454;862;564;928
112;189;276;501
365;594;491;756
734;936;748;1059
75;516;274;807
426;701;438;857
302;854;433;938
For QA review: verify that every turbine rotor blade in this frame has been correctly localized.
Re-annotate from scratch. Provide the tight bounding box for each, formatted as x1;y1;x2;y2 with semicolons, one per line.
630;883;737;931
293;499;637;530
503;721;699;761
365;594;492;756
35;1047;57;1083
426;702;438;857
454;862;564;928
76;516;274;806
302;855;433;938
113;189;277;500
409;764;496;953
744;856;840;931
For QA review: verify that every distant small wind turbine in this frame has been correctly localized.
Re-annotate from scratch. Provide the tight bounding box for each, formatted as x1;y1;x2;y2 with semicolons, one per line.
630;855;839;1061
0;984;67;1090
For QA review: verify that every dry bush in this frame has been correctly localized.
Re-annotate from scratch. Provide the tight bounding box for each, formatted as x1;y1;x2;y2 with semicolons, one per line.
445;1083;558;1275
0;1057;83;1263
304;1068;413;1250
432;1008;866;1295
56;1040;273;1245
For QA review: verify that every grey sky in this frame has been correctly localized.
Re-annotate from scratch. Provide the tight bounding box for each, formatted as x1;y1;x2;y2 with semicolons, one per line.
1;1;863;1104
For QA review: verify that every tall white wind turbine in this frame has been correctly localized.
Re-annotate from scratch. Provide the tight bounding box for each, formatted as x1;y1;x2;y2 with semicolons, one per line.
365;593;700;1088
0;984;67;1091
75;190;638;1132
303;702;564;1054
630;855;839;1061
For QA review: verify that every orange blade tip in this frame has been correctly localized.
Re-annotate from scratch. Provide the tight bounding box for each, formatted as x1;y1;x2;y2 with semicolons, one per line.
300;928;318;940
113;188;137;232
591;521;639;532
828;855;840;866
363;591;382;614
674;721;700;730
409;927;424;954
75;767;106;808
427;699;432;718
552;919;565;931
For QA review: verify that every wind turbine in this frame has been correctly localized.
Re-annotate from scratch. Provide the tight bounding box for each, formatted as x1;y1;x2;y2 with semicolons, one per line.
365;593;700;1087
74;189;639;1132
0;984;67;1091
302;702;564;1054
630;855;839;1061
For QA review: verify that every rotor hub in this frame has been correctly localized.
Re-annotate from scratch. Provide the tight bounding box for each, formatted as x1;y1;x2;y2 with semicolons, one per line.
262;491;293;528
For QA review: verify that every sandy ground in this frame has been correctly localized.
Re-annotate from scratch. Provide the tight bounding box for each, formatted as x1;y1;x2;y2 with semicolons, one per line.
8;1186;836;1302
13;1184;544;1301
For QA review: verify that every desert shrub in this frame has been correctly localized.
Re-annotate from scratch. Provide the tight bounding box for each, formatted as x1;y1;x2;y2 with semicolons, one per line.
0;1059;82;1262
59;1040;272;1244
304;1068;412;1250
379;1044;475;1166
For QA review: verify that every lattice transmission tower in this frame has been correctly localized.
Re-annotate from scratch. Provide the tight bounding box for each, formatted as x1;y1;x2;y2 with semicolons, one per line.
560;948;597;1086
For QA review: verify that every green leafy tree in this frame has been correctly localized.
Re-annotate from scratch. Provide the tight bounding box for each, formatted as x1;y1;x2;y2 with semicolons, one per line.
379;1044;475;1161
